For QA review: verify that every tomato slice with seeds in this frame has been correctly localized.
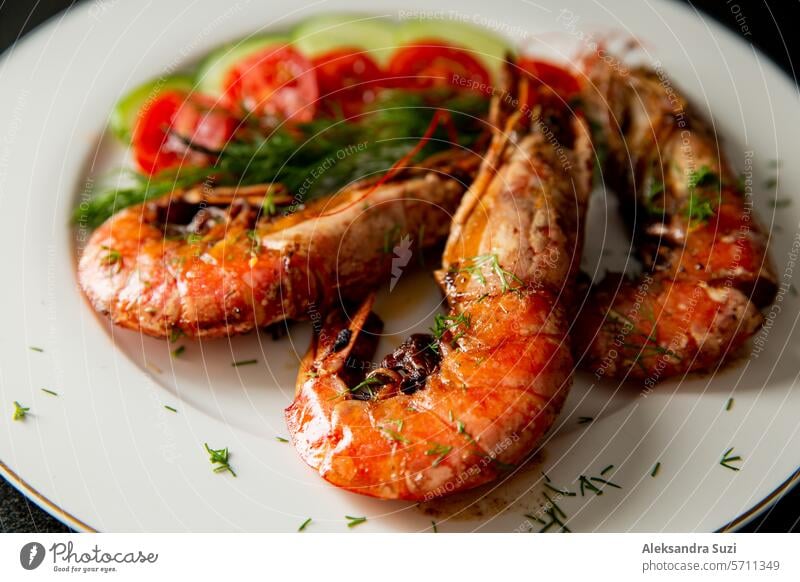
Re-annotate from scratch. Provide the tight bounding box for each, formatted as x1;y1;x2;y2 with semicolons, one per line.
387;41;491;91
131;91;239;175
221;44;318;122
312;48;383;118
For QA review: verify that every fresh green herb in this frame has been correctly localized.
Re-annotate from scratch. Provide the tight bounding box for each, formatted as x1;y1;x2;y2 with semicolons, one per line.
171;345;186;358
684;165;719;224
345;515;367;528
457;254;522;292
431;520;438;533
769;198;791;208
425;443;453;467
726;398;734;411
720;447;742;471
764;177;778;189
577;416;593;425
164;405;177;413
231;359;257;367
28;346;44;353
204;443;236;477
275;436;289;443
12;401;29;421
600;464;614;476
429;312;471;352
381;426;410;444
298;517;312;532
73;90;489;229
539;493;571;533
578;472;621;496
41;389;58;397
168;327;184;343
348;376;385;400
100;245;122;267
651;462;661;477
262;189;277;216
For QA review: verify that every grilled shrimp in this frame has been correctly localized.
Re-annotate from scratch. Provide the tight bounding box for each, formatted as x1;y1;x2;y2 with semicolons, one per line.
573;53;777;382
285;73;593;500
78;152;477;339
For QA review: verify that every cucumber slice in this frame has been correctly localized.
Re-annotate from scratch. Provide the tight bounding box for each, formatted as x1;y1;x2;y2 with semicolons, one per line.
291;14;396;65
393;20;515;80
195;35;290;96
109;75;194;142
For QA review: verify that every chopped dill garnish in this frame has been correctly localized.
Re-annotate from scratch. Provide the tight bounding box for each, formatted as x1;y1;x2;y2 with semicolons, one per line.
231;359;257;367
100;245;122;266
600;464;614;476
348;376;385;399
381;426;410;444
345;515;367;528
764;177;778;189
720;447;742;471
431;520;438;533
164;405;177;413
168;327;184;343
171;345;186;358
769;198;791;208
577;416;593;425
457;254;522;293
298;517;312;532
726;398;734;411
12;401;29;421
275;436;289;443
425;443;453;467
429;312;471;352
41;388;58;397
578;472;621;496
651;462;661;477
684;165;719;224
204;443;236;477
28;346;44;353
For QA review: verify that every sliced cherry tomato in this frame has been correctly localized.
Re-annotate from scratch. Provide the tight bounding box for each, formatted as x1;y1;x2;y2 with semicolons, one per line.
518;58;581;107
387;41;491;91
132;91;239;175
312;48;383;118
222;44;318;122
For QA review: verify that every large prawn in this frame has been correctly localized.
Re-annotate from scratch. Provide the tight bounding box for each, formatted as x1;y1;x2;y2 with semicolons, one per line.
285;71;594;500
78;150;478;339
573;52;777;382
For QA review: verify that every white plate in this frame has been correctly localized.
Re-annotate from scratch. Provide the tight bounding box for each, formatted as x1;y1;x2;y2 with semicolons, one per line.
1;0;799;532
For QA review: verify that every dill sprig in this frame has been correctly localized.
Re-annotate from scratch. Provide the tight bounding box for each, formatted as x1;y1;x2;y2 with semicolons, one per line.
298;518;312;532
204;443;237;477
720;447;742;471
684;165;719;224
73;89;488;229
425;443;453;467
12;401;29;421
345;515;367;528
457;253;522;292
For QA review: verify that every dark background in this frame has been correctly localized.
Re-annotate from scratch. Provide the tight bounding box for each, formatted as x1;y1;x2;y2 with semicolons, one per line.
1;0;798;533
